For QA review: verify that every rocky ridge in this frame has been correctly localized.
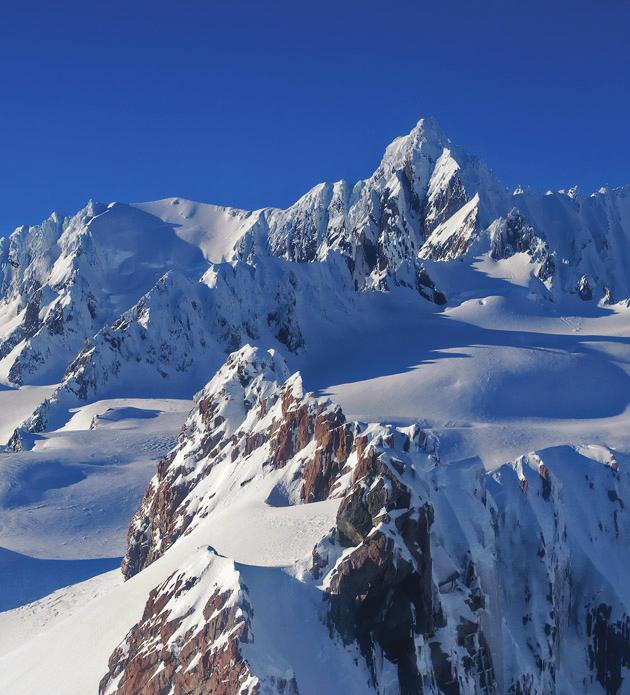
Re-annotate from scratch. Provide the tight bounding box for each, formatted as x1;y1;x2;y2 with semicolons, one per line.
101;346;630;694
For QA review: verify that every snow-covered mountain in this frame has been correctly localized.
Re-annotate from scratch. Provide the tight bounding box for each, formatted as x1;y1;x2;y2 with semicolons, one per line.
5;118;630;448
2;117;630;695
75;347;630;693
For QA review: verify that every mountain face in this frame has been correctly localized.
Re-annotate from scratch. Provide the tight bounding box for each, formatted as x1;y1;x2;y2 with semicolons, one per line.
2;119;629;396
99;346;630;695
5;118;630;446
0;202;209;386
8;252;358;447
3;117;630;695
2;118;629;416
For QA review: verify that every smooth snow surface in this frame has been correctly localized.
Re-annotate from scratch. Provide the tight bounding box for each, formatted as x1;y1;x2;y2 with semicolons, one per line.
0;396;192;619
296;272;630;469
0;384;56;441
204;498;340;567
133;198;256;263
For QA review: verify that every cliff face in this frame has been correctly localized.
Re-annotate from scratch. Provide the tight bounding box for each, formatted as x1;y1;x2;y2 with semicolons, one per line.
100;553;269;695
102;346;630;695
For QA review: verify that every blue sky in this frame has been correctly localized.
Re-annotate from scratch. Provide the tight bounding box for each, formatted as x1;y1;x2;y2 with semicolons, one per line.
1;0;628;232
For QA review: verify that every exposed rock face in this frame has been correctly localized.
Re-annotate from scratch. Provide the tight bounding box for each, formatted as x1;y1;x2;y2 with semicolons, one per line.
102;346;366;694
419;194;481;261
424;148;470;235
326;429;437;693
122;345;358;579
488;208;549;263
106;347;630;694
316;441;630;694
100;550;299;695
94;346;630;695
578;274;593;300
586;604;630;694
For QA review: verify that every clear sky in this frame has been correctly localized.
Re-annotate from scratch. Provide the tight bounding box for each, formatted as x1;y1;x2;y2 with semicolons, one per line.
1;0;628;232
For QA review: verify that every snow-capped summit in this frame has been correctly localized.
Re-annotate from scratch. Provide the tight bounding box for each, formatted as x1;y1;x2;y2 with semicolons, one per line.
3;115;630;444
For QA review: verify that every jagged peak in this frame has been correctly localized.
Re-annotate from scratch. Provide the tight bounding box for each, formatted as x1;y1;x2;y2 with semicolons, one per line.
380;116;450;171
557;185;580;199
412;115;449;140
196;344;291;409
8;208;66;240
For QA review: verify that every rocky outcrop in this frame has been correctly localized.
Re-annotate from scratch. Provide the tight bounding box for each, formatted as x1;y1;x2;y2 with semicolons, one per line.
122;345;358;579
313;441;630;694
577;274;593;300
586;604;630;694
419;194;481;262
100;550;299;695
102;345;630;694
326;429;437;693
488;208;549;263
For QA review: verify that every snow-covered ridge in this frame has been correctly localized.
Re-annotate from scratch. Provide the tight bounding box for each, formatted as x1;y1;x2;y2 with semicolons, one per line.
7;250;358;446
98;346;630;694
0;201;209;386
2;116;629;425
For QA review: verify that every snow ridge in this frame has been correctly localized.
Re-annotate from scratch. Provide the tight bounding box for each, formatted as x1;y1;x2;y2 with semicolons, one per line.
102;346;630;694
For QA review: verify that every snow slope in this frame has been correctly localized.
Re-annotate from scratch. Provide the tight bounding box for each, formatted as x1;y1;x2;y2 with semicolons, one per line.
3;346;626;693
0;396;191;560
0;395;192;614
0;492;367;695
133;197;258;263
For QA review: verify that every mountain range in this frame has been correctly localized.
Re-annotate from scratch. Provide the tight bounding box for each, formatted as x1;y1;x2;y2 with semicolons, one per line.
1;117;630;695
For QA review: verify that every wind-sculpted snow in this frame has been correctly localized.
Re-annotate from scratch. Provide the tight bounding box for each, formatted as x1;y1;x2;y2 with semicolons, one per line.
99;347;630;694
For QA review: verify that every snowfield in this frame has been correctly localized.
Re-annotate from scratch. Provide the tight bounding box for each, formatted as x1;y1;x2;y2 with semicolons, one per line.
2;292;630;693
